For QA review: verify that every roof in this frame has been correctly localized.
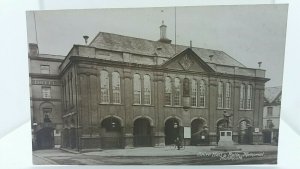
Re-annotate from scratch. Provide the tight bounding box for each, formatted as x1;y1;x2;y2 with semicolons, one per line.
39;54;65;60
264;86;282;103
89;32;246;67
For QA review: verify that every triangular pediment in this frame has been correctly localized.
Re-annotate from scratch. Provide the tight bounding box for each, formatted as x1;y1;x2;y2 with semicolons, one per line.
161;48;214;72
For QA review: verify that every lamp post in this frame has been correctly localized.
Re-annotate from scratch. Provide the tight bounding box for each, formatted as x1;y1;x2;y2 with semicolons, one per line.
32;122;38;150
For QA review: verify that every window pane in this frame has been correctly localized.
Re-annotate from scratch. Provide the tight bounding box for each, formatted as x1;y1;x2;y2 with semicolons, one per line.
144;75;151;105
199;80;205;107
134;74;141;104
267;107;273;116
225;83;231;108
246;85;252;109
174;78;181;106
112;72;121;103
42;87;51;98
240;84;246;109
191;79;197;107
165;77;172;105
100;70;110;103
40;65;50;74
217;82;223;108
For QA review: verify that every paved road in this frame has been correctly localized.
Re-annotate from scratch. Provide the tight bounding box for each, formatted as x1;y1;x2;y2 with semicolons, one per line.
33;149;277;165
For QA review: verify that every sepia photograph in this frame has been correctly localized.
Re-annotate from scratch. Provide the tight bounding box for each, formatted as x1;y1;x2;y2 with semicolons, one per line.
27;4;288;165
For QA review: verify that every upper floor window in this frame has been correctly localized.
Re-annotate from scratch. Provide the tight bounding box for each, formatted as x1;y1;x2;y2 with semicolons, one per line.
174;77;181;106
225;82;231;109
40;65;50;74
191;79;197;107
63;79;68;108
133;74;141;104
100;70;110;103
165;76;172;106
43;108;52;122
112;72;121;104
266;120;274;129
199;80;206;107
267;107;273;116
246;84;253;109
240;84;246;109
69;73;73;106
217;82;224;108
42;87;51;98
183;78;190;97
144;75;151;105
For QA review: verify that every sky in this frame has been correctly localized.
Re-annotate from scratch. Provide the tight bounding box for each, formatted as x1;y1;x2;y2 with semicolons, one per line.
26;4;288;87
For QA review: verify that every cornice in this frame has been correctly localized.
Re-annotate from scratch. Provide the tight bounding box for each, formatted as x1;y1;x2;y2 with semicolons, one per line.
29;73;61;79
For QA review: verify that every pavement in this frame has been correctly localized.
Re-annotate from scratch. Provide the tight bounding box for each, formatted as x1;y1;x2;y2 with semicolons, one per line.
33;145;278;157
82;145;278;156
32;145;278;165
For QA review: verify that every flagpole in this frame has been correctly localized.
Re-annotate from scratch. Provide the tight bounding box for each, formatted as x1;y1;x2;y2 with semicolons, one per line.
175;7;177;54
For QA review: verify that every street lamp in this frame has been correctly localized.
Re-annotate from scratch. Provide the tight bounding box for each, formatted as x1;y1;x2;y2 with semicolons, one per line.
174;122;178;129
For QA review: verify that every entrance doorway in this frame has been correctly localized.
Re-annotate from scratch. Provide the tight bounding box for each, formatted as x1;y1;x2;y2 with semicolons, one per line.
239;120;252;144
36;127;54;149
165;118;180;145
263;130;272;144
101;117;122;149
191;119;209;145
133;118;152;147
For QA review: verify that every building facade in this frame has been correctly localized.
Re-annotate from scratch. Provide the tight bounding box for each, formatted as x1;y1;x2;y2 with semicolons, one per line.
262;86;281;144
29;23;269;150
29;44;64;149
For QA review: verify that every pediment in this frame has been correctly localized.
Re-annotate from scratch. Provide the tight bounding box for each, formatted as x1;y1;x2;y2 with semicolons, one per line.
161;48;214;72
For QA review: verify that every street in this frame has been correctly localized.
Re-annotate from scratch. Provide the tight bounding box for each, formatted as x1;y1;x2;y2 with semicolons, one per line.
33;145;278;165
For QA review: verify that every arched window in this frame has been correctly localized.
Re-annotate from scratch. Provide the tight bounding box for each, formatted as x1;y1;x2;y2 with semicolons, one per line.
165;76;172;105
191;79;197;107
240;84;246;109
144;75;151;105
133;74;141;104
225;82;231;108
217;82;224;108
183;78;190;97
246;84;253;109
199;80;206;107
112;72;121;104
174;78;181;106
100;70;110;103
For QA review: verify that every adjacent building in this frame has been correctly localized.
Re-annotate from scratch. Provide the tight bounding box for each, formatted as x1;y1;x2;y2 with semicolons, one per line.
29;22;269;150
29;44;64;149
263;86;281;144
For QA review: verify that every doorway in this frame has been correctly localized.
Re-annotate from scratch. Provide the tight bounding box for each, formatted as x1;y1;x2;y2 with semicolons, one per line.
101;117;122;149
133;118;152;147
36;127;54;149
165;118;180;145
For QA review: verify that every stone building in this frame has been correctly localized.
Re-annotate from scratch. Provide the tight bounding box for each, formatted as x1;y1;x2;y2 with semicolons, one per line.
29;22;269;150
262;86;281;144
29;43;64;149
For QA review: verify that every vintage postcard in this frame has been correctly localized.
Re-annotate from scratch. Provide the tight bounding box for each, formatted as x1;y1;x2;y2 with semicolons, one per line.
27;4;288;165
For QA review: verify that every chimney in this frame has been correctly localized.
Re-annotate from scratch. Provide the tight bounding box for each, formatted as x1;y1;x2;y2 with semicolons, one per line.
209;55;214;62
158;20;172;44
83;35;89;45
28;43;39;57
258;61;262;68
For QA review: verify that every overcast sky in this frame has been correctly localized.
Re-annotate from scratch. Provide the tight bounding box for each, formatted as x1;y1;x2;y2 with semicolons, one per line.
26;5;288;87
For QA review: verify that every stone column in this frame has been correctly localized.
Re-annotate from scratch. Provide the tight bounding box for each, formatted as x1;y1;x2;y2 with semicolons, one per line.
77;64;99;149
123;68;134;148
208;77;217;145
253;82;265;144
153;72;165;147
233;80;241;132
